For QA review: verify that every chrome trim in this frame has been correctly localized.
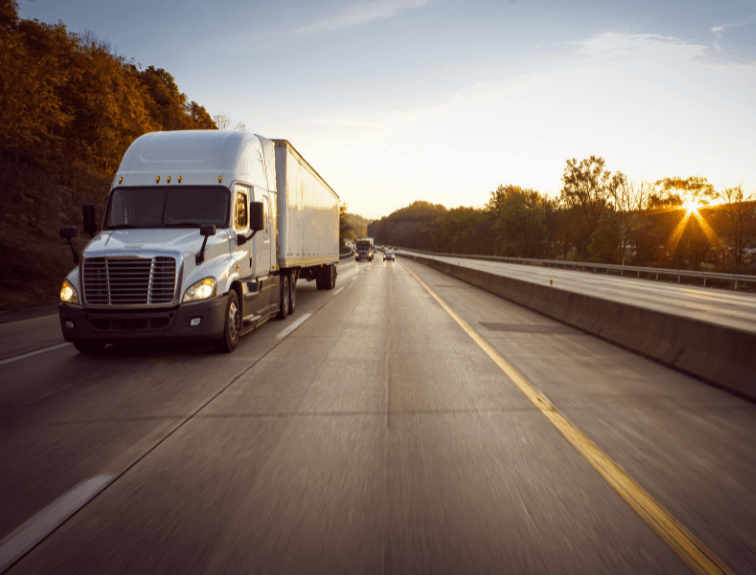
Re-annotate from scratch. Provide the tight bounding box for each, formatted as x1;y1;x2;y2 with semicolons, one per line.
81;252;182;309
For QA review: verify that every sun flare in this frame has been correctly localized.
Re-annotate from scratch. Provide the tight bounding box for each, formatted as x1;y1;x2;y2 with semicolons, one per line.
682;197;700;214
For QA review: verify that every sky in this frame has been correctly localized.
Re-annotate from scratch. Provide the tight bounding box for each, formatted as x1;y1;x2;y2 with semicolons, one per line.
19;0;756;220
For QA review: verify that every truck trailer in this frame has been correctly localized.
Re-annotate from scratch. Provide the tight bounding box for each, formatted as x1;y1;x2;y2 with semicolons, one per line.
58;131;339;354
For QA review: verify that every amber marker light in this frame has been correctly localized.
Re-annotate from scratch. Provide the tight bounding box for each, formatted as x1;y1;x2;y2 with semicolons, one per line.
218;175;223;183
167;176;171;183
118;176;123;184
156;176;160;183
178;176;182;183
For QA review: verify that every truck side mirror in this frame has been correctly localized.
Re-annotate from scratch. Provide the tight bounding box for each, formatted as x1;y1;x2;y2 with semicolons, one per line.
60;227;79;264
237;203;265;246
196;225;217;265
83;205;97;237
249;201;265;232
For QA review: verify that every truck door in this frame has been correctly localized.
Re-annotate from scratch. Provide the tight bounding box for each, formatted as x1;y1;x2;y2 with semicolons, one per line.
252;192;275;311
233;188;252;280
253;193;271;275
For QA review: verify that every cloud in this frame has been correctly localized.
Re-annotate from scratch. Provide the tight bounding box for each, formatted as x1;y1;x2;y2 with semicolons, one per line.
290;0;429;35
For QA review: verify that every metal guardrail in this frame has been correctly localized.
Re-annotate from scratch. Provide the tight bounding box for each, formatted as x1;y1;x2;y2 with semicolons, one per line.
396;248;756;291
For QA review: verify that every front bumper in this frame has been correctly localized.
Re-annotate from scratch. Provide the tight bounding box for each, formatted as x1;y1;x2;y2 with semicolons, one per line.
59;296;227;343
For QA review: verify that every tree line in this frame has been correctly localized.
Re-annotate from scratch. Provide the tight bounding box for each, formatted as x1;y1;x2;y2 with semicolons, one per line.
0;0;221;177
367;156;756;273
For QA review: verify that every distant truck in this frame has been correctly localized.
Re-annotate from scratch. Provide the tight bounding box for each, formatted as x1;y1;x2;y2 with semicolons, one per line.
355;238;374;262
58;131;339;354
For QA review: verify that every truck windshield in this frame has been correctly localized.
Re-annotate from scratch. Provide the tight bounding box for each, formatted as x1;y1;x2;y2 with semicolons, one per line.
356;242;372;250
104;186;230;229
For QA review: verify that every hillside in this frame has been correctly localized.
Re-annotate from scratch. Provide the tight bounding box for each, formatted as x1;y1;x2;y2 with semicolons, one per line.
0;148;110;311
345;212;374;239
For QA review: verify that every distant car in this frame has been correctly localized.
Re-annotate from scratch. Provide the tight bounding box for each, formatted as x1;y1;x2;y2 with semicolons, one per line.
383;251;394;261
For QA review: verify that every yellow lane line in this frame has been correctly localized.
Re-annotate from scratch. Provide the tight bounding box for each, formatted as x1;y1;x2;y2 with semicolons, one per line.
401;261;736;575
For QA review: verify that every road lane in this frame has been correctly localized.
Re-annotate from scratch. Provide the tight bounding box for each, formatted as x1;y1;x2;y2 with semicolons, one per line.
399;257;756;574
0;262;359;549
407;252;756;333
5;258;695;574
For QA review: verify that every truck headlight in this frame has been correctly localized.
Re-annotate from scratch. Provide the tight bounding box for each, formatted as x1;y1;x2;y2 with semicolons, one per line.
60;280;78;304
183;278;217;302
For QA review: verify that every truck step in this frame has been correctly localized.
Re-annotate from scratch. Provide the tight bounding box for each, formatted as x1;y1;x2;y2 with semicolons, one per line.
242;314;261;326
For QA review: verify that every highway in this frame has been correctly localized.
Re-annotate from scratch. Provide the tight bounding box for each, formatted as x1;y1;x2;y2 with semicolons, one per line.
1;257;755;574
397;251;756;334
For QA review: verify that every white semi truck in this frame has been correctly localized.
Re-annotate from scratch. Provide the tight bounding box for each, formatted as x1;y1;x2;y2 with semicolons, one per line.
58;131;339;354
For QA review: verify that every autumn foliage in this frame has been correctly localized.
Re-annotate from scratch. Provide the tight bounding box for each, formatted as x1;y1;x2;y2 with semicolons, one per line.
0;1;216;175
0;1;219;310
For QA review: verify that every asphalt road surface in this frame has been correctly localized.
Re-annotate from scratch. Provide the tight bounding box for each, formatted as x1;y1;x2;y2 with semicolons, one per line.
399;251;756;333
1;258;755;574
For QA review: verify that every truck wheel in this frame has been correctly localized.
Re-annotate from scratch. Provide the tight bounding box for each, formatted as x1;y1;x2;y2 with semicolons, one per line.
214;290;240;353
73;340;107;354
277;275;290;319
288;273;296;314
315;268;325;290
328;265;336;290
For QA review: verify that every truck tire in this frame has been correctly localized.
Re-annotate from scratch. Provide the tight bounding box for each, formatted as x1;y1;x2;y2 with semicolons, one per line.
288;273;296;314
277;275;290;319
214;290;240;353
315;268;325;290
73;340;107;354
328;265;336;290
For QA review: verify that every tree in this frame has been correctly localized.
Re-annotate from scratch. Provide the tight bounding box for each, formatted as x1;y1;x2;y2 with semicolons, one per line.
0;19;72;149
367;201;447;249
489;185;548;258
339;202;354;249
186;101;216;129
589;210;622;263
717;184;755;267
654;176;718;269
654;176;716;208
559;155;617;258
433;207;495;254
608;176;651;264
213;113;232;130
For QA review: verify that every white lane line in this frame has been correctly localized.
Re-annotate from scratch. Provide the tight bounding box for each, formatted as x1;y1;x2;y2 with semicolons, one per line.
0;343;72;367
276;313;313;339
0;475;113;570
332;287;345;296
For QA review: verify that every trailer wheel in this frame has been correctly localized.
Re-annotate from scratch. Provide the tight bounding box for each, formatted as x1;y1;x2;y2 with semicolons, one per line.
73;340;107;354
288;273;296;314
214;290;240;353
277;275;290;319
315;268;325;290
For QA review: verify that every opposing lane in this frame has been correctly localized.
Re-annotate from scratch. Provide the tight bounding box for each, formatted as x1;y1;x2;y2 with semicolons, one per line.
410;252;756;333
1;257;754;573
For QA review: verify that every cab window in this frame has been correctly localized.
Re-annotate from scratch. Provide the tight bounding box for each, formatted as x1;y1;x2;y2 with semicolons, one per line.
234;192;248;230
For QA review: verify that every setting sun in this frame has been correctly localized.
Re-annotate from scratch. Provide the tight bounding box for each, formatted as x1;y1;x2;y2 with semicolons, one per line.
683;197;700;214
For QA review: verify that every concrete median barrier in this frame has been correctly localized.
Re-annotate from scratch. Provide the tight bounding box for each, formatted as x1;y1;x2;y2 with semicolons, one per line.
400;253;756;400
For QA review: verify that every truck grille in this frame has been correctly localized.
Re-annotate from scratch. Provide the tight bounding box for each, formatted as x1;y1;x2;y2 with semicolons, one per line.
83;257;177;305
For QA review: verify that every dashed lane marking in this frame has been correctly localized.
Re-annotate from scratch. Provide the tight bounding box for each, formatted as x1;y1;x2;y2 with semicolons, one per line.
0;475;114;572
276;313;313;339
400;261;735;575
332;287;345;296
0;343;72;367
